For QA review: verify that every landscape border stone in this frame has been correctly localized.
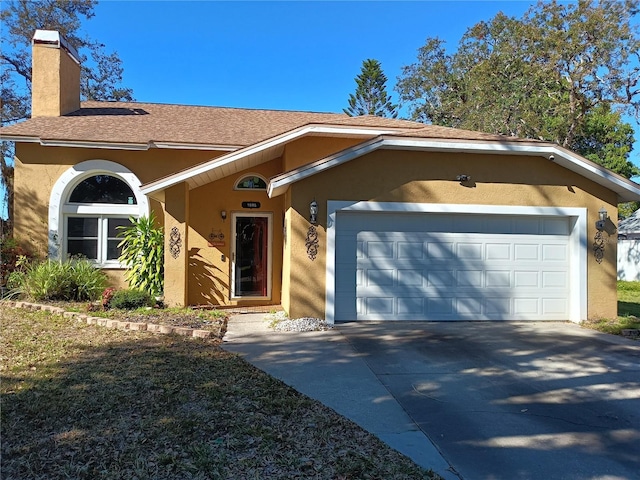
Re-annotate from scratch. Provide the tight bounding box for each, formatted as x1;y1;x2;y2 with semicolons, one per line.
1;300;219;339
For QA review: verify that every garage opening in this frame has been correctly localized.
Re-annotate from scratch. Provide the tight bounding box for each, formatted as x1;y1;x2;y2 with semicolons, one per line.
328;203;586;322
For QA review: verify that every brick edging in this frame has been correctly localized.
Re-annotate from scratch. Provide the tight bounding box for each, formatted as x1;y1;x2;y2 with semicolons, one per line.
1;300;214;339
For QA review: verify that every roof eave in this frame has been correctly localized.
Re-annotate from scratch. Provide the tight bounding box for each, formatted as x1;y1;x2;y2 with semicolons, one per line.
268;137;640;202
1;134;243;152
141;124;402;197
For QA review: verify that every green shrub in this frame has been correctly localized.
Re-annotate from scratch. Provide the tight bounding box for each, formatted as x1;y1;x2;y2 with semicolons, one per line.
118;213;164;297
0;237;33;287
17;259;107;301
109;289;154;310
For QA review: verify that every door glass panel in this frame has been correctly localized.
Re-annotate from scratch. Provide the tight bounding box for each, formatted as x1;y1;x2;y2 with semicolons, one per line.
234;216;268;296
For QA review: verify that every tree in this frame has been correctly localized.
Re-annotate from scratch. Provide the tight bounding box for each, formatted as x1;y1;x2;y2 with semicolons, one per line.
0;0;134;231
397;0;640;179
344;59;398;118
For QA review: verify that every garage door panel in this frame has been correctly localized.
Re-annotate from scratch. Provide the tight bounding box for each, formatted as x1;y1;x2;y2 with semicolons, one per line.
335;214;572;321
427;242;455;258
398;297;424;314
542;298;568;314
398;242;424;259
486;243;512;260
456;270;483;287
398;269;424;286
486;270;511;287
457;243;483;259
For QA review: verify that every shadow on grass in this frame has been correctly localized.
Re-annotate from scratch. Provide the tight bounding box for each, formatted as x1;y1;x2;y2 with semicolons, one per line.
619;301;640;317
1;315;434;480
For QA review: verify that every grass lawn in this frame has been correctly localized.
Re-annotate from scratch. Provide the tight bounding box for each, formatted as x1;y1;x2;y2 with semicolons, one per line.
0;305;440;480
582;281;640;336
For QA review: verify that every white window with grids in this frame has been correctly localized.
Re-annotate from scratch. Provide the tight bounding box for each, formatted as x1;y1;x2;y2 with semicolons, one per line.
49;160;148;268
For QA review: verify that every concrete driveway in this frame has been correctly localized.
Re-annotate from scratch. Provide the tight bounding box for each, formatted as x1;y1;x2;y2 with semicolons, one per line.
340;321;640;480
223;317;640;480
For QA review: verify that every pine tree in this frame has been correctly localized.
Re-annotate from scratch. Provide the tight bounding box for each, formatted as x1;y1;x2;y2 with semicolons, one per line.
344;59;398;118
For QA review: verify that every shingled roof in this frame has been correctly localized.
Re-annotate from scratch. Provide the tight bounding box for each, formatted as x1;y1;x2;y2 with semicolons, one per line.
0;101;426;148
0;100;543;149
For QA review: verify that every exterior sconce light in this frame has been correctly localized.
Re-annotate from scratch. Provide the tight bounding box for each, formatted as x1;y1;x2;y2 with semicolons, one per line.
595;207;608;231
220;210;227;221
593;207;616;264
309;200;318;225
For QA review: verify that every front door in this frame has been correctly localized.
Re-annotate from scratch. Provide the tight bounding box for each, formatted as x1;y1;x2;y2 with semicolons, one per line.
231;213;272;299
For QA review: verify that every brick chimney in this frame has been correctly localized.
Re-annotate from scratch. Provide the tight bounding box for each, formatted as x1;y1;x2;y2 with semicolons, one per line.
31;30;81;117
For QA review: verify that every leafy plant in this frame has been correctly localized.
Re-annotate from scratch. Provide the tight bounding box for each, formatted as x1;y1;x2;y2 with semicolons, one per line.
102;287;117;310
0;237;33;287
109;289;154;310
118;213;164;297
15;259;107;301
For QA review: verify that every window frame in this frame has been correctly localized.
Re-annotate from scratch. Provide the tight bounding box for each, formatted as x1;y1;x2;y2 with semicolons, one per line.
49;160;149;268
233;173;268;191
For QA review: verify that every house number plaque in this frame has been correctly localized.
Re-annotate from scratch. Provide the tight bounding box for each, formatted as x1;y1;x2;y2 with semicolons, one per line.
242;201;261;209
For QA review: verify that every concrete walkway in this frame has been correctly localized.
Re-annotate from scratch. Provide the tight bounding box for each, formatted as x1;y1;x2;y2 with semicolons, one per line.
222;314;459;480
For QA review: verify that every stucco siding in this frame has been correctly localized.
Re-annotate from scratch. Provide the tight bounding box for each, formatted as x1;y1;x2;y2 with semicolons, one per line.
287;149;618;320
282;136;363;172
186;158;284;306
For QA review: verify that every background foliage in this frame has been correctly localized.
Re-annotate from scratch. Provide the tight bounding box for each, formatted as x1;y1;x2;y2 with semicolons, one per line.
0;0;134;230
396;0;640;181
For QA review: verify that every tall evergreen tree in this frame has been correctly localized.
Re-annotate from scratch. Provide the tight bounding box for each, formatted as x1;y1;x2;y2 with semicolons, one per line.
0;0;134;232
344;59;398;118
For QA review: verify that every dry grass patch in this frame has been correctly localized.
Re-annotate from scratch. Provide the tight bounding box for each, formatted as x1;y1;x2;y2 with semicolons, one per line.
1;306;441;480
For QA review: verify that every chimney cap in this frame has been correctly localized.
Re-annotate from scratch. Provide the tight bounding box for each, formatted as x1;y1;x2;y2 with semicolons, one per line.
32;30;80;65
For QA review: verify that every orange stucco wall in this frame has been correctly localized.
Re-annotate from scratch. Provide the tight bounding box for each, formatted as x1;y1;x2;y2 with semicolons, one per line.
282;136;363;171
285;149;619;320
13;139;623;320
13;143;225;288
13;143;224;252
186;158;284;307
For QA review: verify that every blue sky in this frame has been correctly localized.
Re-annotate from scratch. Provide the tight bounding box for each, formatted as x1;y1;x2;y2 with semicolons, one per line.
2;1;639;219
90;0;533;112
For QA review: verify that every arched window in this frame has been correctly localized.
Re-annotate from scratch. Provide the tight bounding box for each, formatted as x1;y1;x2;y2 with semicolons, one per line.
49;160;148;266
69;175;138;204
234;174;267;190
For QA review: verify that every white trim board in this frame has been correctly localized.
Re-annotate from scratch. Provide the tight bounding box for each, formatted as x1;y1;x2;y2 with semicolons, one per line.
325;201;587;324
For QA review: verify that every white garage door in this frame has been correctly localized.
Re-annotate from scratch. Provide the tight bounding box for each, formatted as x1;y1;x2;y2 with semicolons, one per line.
334;212;572;321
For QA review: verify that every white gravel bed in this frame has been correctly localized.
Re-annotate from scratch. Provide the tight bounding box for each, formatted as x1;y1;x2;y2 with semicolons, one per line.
266;312;332;332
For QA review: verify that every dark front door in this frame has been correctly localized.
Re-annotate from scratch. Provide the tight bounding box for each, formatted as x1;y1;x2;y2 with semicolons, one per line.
233;215;270;298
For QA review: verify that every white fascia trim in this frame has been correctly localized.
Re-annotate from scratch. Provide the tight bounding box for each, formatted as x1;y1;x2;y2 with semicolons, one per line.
269;137;640;201
324;201;587;324
0;135;41;143
1;136;242;152
151;142;240;151
40;139;150;150
141;125;396;196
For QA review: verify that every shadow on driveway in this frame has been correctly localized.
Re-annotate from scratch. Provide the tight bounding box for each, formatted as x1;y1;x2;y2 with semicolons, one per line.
339;321;640;480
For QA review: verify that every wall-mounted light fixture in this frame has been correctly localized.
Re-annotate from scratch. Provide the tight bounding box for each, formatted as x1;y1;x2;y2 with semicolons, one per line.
595;207;608;231
309;199;318;225
456;174;471;182
593;207;617;264
220;210;227;221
